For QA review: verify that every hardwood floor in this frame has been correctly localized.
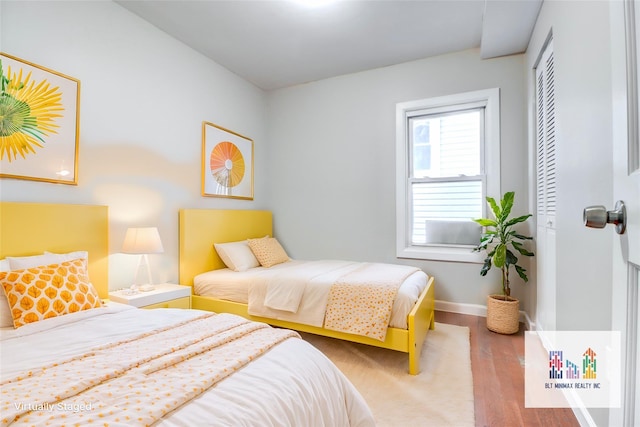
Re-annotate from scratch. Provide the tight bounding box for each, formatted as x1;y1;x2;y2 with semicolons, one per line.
435;311;581;427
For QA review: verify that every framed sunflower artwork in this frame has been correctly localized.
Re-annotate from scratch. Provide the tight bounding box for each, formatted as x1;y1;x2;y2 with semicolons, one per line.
0;53;81;185
201;121;254;199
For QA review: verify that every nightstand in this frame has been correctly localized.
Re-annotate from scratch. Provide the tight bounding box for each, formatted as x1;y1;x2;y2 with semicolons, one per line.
109;283;192;309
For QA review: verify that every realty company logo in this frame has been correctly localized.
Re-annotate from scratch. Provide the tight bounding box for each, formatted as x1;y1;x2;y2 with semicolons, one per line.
524;331;620;408
546;348;601;390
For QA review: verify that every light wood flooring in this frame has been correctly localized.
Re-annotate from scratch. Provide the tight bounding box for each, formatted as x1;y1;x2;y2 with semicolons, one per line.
435;311;581;427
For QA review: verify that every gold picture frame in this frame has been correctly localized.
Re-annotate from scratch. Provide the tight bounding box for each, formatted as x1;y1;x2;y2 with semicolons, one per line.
0;52;81;185
201;121;254;199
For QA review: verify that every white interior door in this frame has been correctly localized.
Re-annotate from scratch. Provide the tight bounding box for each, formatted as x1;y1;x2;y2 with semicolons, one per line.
610;1;640;425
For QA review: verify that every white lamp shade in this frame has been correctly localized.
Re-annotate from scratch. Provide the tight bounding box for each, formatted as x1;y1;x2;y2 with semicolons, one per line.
122;227;164;254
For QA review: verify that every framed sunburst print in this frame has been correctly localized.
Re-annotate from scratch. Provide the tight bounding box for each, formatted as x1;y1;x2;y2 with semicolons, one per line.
202;121;254;199
0;53;81;185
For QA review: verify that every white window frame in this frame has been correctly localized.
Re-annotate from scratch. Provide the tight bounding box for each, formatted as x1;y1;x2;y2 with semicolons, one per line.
396;88;501;263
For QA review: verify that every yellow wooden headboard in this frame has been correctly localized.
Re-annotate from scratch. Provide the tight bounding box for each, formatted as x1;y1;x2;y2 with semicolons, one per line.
178;209;272;286
0;202;109;298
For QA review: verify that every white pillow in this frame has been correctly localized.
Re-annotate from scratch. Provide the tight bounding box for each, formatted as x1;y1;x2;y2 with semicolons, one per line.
0;259;12;328
214;241;260;272
45;250;89;263
8;253;59;270
8;251;88;270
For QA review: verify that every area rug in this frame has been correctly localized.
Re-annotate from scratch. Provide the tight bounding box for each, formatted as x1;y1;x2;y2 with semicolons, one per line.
300;322;475;426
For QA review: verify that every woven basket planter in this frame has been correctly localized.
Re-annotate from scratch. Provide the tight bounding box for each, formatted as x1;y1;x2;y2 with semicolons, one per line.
486;295;520;334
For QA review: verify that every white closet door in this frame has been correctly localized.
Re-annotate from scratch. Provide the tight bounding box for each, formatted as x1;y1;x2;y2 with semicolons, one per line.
535;39;557;333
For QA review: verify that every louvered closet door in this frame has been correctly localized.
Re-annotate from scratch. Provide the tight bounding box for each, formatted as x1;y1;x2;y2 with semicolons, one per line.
535;39;557;333
537;40;557;229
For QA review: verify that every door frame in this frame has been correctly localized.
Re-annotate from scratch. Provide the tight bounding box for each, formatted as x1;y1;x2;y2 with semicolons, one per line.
610;0;640;425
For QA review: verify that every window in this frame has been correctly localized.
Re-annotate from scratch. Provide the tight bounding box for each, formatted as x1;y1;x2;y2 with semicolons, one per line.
396;88;500;262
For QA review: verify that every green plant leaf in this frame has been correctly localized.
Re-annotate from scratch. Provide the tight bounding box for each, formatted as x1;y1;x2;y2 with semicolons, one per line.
479;234;495;246
486;196;501;219
481;231;497;240
505;249;518;266
505;214;532;227
512;233;533;240
515;265;529;282
472;241;488;252
480;257;492;276
474;232;497;252
493;243;506;268
500;192;515;220
473;218;497;227
512;241;535;256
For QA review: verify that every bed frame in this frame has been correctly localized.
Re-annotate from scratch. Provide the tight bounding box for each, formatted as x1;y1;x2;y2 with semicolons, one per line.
178;208;435;375
0;202;109;299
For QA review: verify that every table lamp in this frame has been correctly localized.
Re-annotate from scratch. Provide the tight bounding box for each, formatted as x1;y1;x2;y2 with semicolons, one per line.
122;227;164;291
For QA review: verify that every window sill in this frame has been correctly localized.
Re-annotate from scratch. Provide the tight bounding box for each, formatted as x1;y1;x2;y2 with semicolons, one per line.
397;245;485;263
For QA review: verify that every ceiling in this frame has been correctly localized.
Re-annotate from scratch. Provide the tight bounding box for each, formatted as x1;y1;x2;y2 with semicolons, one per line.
116;0;542;91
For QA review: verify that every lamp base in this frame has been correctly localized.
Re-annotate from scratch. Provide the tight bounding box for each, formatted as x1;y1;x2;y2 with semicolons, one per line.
131;254;156;292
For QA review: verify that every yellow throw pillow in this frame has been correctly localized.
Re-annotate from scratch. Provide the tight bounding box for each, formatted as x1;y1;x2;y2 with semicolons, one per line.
247;236;290;268
0;258;102;328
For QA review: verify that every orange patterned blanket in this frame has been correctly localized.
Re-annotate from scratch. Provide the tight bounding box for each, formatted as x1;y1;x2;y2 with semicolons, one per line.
323;263;419;341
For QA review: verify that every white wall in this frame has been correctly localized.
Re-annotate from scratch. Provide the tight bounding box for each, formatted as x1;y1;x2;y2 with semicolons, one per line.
267;49;530;309
527;0;614;333
2;1;533;313
1;1;269;290
526;1;614;425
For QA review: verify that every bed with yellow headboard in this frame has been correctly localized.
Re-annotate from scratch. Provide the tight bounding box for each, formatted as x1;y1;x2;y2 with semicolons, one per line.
178;208;436;375
0;201;109;298
0;203;375;425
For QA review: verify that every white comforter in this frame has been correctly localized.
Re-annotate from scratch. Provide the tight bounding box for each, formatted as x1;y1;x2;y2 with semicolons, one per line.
0;303;374;426
195;260;428;329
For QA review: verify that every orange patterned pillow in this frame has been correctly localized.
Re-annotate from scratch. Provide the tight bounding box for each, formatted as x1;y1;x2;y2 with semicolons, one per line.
0;258;102;328
247;236;290;268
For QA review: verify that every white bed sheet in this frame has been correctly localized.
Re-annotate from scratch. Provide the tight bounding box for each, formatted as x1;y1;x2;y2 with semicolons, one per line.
194;260;428;329
0;303;374;426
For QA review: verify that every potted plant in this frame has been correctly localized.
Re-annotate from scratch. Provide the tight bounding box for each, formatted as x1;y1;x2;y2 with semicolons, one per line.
472;191;534;334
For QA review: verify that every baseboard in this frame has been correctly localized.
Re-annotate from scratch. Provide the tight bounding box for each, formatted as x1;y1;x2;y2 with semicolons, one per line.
435;300;487;317
572;406;597;427
435;299;535;330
